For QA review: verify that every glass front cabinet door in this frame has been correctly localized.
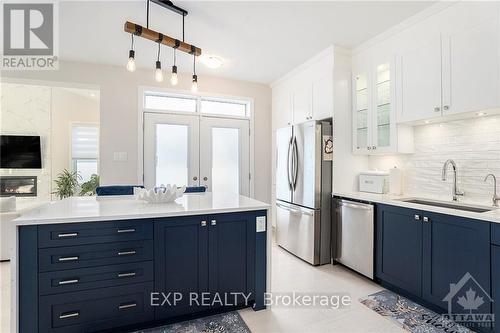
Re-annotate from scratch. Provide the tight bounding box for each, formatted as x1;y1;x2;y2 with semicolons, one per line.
352;60;403;155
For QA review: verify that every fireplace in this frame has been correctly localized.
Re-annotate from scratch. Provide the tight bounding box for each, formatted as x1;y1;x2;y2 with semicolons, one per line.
0;176;37;197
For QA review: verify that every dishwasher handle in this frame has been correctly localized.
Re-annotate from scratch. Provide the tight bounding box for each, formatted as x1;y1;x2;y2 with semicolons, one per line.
338;201;372;211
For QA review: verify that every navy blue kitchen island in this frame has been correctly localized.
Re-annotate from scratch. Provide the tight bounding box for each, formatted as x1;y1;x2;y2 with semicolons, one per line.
11;193;269;333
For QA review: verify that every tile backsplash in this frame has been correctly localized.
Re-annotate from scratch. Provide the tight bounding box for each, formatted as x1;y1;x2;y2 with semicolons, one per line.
369;115;500;202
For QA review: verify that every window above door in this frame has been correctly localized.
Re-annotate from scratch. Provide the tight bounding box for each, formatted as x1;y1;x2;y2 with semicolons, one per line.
143;90;251;119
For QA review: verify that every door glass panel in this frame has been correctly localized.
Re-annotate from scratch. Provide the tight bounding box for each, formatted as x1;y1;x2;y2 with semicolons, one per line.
155;124;189;186
211;127;239;194
376;64;391;148
355;73;369;150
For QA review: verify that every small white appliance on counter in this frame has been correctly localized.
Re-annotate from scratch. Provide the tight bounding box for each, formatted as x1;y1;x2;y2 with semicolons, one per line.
389;167;403;195
359;171;389;194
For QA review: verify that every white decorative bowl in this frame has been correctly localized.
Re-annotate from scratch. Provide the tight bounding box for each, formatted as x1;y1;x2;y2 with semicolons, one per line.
134;184;186;204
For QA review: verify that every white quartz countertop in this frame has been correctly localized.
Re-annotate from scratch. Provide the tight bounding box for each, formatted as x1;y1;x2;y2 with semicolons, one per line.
333;191;500;224
13;192;270;226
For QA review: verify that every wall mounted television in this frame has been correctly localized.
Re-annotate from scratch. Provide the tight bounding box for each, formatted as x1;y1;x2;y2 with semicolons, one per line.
0;135;42;169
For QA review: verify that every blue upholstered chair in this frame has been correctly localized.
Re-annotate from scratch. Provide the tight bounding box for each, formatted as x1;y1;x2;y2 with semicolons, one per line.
96;185;144;196
184;186;206;193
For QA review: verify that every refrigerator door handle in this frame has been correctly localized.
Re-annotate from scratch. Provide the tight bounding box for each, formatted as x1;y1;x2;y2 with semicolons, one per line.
292;137;299;189
287;138;293;190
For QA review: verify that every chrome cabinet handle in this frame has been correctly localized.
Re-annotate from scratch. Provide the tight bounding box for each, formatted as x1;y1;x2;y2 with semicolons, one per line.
367;146;372;150
193;176;198;181
203;176;208;181
118;272;136;278
372;146;377;150
118;302;137;310
117;228;136;233
58;232;78;238
58;256;79;262
58;278;79;285
434;106;441;112
211;220;217;226
414;214;421;221
443;105;449;111
59;311;80;319
423;216;430;223
201;220;207;227
118;250;136;256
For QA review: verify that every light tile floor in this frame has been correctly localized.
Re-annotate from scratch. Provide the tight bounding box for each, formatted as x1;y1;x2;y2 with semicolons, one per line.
0;244;404;333
238;244;404;333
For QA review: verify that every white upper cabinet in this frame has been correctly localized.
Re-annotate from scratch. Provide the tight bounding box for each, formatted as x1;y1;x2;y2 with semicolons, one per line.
397;37;443;123
352;59;413;155
442;17;499;115
272;47;335;129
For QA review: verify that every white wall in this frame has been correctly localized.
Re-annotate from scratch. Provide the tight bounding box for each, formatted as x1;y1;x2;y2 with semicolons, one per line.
2;60;272;203
369;115;500;202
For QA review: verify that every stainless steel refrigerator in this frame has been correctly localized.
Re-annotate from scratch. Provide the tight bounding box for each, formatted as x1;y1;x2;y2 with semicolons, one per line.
275;120;332;265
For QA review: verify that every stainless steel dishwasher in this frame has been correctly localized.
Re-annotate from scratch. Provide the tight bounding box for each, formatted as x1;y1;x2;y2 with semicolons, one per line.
333;199;374;279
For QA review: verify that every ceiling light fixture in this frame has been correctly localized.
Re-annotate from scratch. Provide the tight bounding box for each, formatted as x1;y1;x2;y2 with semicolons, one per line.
476;112;487;117
126;34;136;72
170;48;178;86
154;41;164;82
124;0;202;88
191;53;198;93
424;120;431;124
201;55;223;69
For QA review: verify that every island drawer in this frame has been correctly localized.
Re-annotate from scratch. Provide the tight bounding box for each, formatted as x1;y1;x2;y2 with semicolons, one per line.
39;240;153;272
39;282;154;333
493;224;500;246
39;261;153;295
38;219;153;248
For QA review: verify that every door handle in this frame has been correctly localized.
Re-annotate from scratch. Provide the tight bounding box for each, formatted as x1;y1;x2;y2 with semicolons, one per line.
292;137;298;189
276;202;302;214
117;228;136;233
287;138;293;190
193;176;198;181
203;176;208;181
58;232;78;238
338;202;372;211
58;256;79;262
59;311;80;319
118;302;137;310
58;278;79;285
118;250;136;256
118;272;136;278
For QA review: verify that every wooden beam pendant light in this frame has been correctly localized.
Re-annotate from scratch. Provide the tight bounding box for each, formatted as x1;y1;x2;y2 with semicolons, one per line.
124;0;202;91
124;21;201;57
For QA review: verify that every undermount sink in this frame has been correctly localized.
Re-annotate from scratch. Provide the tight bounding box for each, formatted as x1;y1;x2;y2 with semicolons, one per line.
397;198;496;213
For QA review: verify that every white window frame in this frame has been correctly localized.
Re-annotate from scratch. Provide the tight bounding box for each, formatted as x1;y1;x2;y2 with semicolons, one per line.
70;122;100;182
137;86;255;197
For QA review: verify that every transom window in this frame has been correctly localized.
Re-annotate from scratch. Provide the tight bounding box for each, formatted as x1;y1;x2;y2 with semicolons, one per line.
143;91;250;118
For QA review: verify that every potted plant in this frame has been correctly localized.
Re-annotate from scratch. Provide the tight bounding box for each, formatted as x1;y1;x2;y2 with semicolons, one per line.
53;169;81;200
80;174;100;196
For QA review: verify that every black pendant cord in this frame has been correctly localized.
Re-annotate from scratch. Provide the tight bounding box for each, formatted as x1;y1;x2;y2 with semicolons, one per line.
157;42;161;61
131;34;134;50
146;0;150;29
173;48;176;65
193;54;196;75
182;15;185;42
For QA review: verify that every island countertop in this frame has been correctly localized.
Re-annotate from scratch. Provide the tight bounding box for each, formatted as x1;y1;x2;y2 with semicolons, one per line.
13;192;270;226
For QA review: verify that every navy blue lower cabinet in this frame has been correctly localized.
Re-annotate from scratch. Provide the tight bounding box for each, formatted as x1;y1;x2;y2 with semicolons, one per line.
376;204;423;297
492;245;500;333
154;215;209;320
422;212;490;314
208;212;256;307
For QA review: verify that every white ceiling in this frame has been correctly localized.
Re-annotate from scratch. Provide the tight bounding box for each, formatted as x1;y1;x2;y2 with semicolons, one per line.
59;1;435;83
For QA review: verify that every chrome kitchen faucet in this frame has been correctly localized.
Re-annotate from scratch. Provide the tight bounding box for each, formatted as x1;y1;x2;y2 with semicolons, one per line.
484;174;500;207
442;159;464;202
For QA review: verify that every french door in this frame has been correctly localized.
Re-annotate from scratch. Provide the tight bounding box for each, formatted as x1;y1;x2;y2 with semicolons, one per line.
144;112;250;195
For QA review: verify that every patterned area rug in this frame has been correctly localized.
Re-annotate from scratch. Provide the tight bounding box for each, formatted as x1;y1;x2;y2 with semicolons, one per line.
132;311;251;333
360;290;473;333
